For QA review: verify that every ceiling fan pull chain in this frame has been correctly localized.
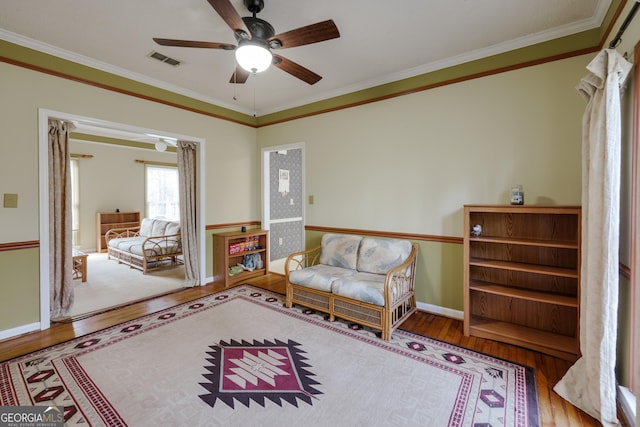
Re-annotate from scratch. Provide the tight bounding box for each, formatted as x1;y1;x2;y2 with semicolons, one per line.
233;59;238;100
253;80;257;117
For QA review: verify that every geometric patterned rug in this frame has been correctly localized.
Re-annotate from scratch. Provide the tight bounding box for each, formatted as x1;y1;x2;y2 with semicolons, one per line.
0;285;539;426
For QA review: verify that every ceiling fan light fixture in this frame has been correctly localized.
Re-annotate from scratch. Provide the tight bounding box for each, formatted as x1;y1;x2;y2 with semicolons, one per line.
235;41;272;73
155;140;167;152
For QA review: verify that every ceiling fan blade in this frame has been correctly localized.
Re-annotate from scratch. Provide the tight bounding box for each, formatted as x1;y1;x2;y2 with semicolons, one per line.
269;20;339;49
153;38;235;50
272;54;322;85
229;65;250;84
207;0;251;39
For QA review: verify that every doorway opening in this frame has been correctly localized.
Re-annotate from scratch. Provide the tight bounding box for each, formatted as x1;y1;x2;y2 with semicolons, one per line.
261;143;305;275
38;109;207;328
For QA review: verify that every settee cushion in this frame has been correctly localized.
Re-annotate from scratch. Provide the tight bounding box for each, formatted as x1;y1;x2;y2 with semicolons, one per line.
139;218;155;237
319;233;362;270
108;237;141;252
288;264;357;292
165;221;180;236
151;220;169;236
357;237;412;275
138;218;179;238
331;272;386;306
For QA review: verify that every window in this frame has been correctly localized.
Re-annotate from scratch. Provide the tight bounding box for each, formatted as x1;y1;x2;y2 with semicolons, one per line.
70;158;80;246
145;164;179;220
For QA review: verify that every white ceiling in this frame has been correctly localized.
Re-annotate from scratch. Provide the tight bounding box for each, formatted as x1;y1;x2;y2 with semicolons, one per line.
1;0;610;117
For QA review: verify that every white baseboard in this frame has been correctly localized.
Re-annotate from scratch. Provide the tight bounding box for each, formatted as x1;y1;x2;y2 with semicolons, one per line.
618;385;636;427
416;301;464;320
0;322;41;341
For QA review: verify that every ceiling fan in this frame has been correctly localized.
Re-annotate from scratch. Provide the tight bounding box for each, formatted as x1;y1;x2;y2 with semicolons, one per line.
153;0;340;85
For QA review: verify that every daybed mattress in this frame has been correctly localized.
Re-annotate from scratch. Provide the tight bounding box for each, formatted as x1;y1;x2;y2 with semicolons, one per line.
108;237;180;257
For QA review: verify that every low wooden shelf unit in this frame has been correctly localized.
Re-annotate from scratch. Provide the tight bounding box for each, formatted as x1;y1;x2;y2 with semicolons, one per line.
213;229;269;287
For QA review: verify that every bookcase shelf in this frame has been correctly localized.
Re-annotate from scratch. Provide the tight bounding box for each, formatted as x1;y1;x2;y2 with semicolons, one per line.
469;280;579;307
469;258;579;278
463;205;581;361
469;316;579;361
213;229;269;287
96;211;140;253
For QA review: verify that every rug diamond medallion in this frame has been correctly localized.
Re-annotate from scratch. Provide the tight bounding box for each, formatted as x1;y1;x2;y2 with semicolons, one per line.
199;338;321;409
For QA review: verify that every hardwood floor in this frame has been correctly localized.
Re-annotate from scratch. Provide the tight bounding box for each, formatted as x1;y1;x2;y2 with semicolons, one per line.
0;273;603;426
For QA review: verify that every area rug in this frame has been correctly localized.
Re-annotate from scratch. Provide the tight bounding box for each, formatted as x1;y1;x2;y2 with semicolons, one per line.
0;285;539;426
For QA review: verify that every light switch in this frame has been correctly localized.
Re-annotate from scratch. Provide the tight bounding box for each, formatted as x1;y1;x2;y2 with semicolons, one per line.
3;193;18;208
309;195;314;205
290;198;294;205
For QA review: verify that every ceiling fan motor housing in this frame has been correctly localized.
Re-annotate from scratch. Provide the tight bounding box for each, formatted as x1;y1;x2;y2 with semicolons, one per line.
239;16;275;41
244;0;265;14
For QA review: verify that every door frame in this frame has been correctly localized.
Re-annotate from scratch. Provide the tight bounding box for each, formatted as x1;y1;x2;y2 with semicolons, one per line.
38;108;207;330
261;142;305;266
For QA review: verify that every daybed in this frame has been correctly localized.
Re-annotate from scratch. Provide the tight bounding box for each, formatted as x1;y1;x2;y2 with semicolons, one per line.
285;233;418;340
105;218;182;274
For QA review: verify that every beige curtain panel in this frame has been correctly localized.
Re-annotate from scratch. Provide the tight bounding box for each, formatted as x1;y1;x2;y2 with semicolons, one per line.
48;119;75;319
554;49;632;427
177;140;200;286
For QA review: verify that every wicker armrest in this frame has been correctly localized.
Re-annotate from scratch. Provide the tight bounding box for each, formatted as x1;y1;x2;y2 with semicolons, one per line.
105;226;141;243
284;245;322;275
383;243;419;305
141;233;182;259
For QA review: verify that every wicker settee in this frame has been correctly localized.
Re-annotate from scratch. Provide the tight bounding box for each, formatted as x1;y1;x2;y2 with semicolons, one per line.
285;233;418;340
105;218;182;274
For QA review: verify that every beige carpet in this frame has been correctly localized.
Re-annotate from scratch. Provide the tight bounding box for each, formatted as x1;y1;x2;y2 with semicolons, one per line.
2;285;539;426
68;253;186;318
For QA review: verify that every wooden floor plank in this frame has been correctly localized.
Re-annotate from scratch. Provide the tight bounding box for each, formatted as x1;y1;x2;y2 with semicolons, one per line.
0;274;602;426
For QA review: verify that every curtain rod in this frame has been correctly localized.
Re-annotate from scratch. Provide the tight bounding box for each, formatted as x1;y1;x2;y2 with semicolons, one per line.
135;159;177;167
609;0;640;48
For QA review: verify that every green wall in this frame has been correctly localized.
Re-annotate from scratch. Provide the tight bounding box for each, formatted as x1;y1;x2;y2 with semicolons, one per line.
258;54;589;312
0;60;259;334
0;249;40;330
0;51;591;333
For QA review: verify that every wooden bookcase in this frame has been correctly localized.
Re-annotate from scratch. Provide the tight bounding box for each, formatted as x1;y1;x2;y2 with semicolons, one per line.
96;211;141;253
213;229;269;287
463;205;581;361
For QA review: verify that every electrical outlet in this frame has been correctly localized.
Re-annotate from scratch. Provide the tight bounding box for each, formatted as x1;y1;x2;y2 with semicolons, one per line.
278;237;283;245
